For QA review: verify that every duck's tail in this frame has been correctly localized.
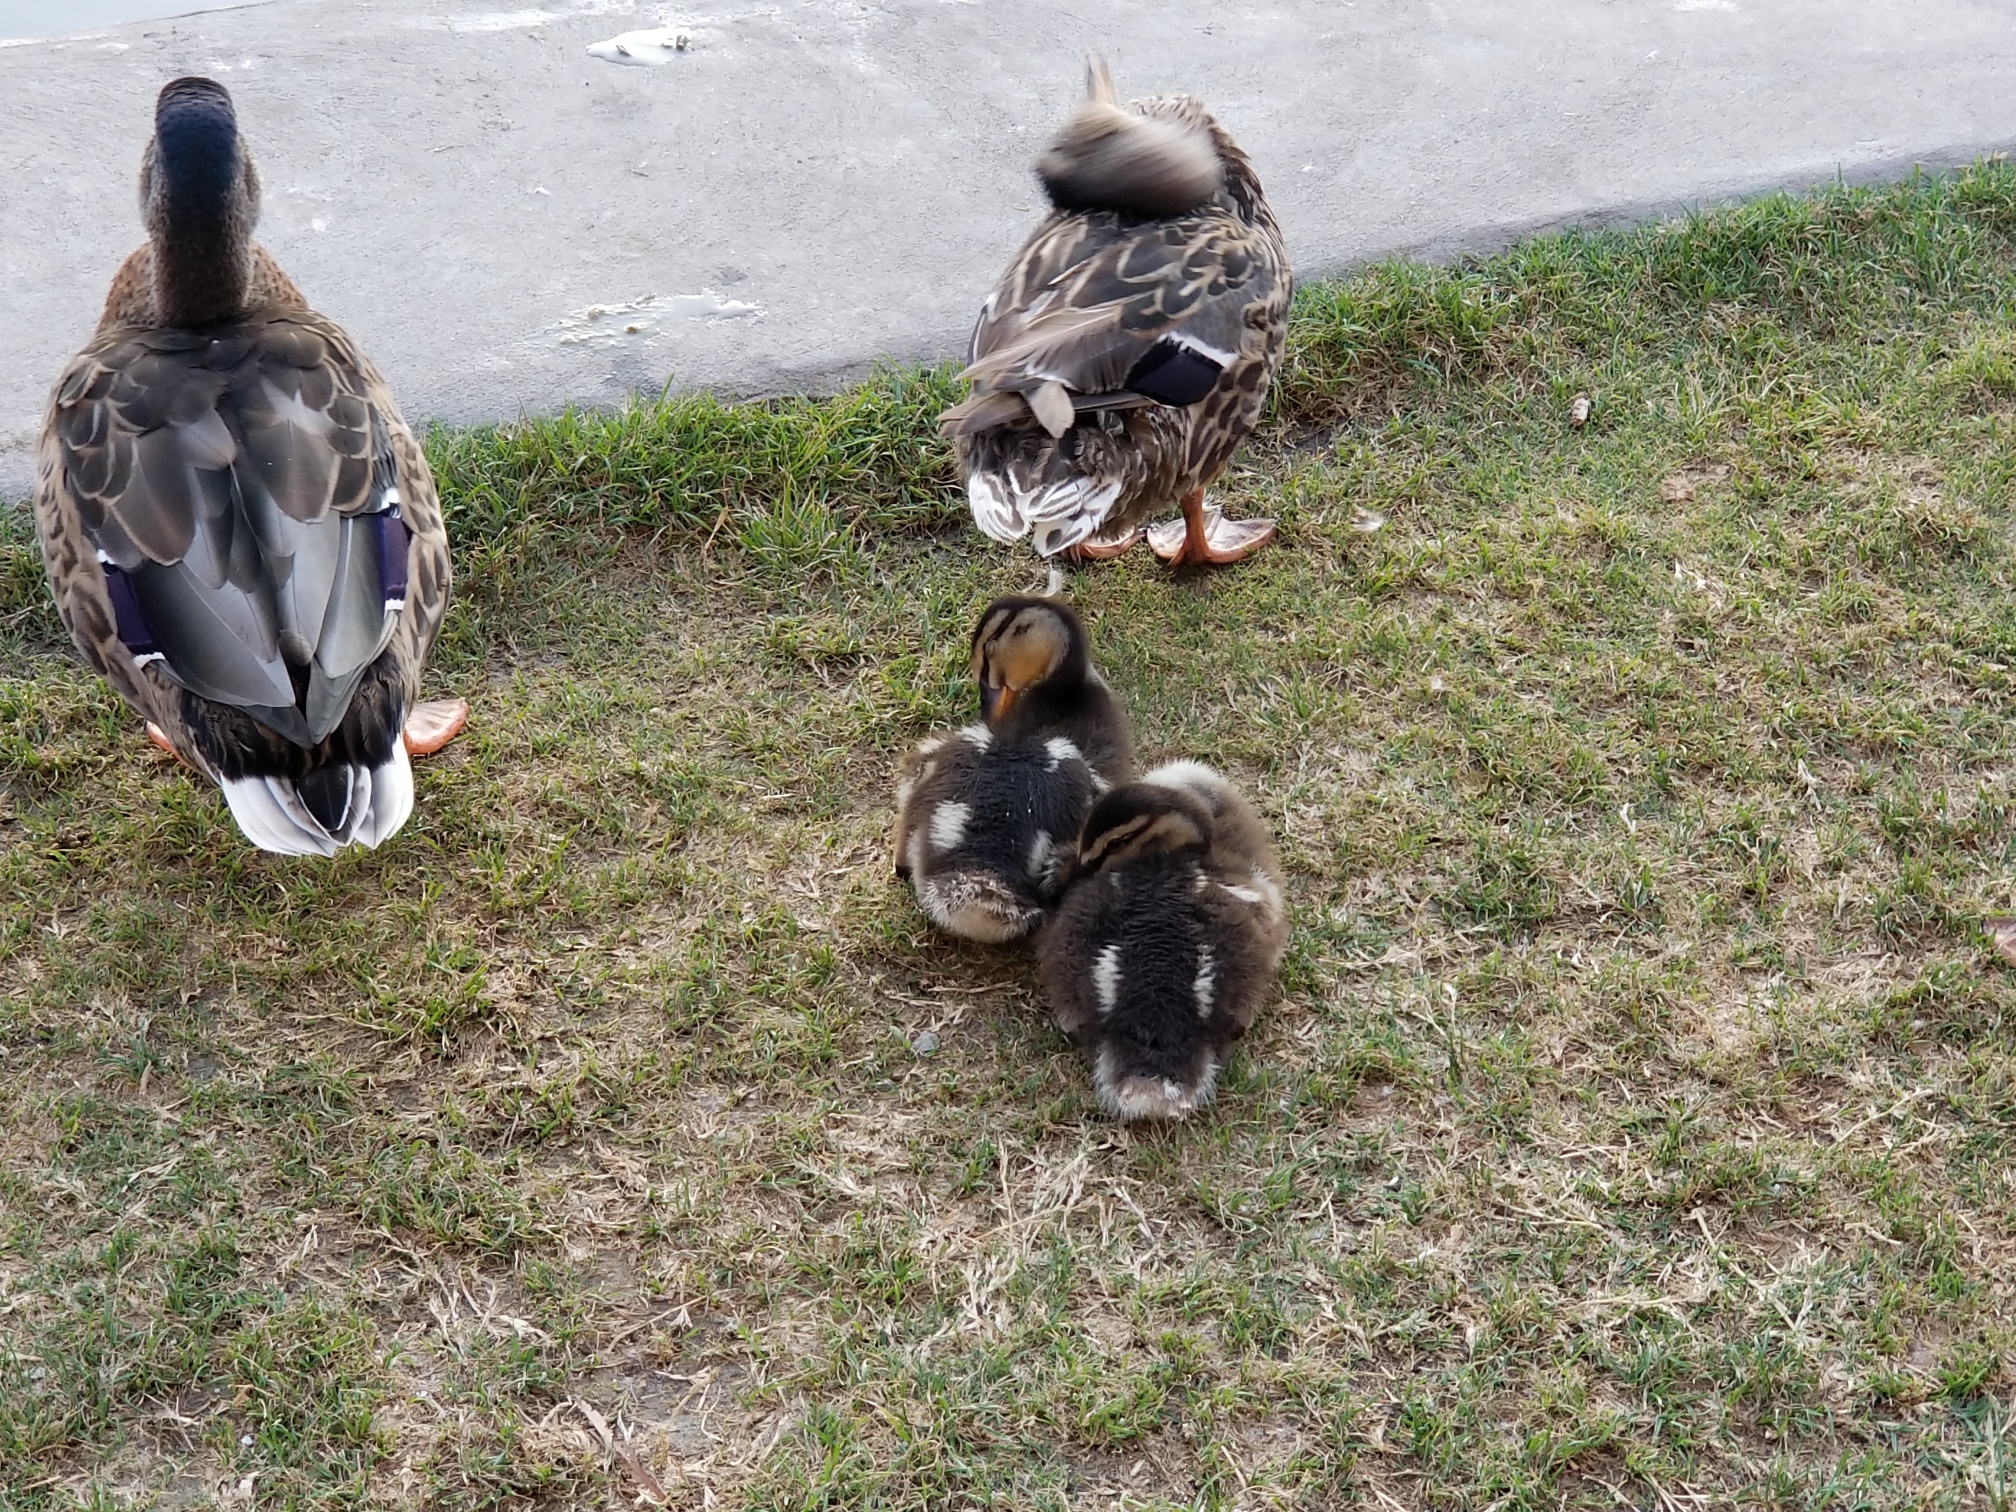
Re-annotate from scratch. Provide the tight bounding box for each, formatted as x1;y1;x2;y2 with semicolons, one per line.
912;868;1045;943
958;425;1129;558
219;743;415;856
183;655;420;857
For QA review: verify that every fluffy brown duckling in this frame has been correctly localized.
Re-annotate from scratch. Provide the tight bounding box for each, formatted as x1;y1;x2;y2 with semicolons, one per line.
1038;761;1286;1120
33;77;464;855
894;596;1134;941
941;56;1290;569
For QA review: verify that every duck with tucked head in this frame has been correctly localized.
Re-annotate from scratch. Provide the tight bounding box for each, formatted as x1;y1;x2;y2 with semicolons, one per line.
34;78;465;854
941;57;1290;569
1039;761;1287;1121
894;596;1134;942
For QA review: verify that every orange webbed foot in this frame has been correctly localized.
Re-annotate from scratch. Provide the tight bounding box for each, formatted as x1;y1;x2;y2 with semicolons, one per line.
1061;528;1144;562
1146;492;1276;568
145;722;196;769
403;698;470;757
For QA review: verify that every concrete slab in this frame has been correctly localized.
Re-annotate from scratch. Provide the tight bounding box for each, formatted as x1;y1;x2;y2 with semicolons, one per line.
4;0;2015;497
0;2;257;40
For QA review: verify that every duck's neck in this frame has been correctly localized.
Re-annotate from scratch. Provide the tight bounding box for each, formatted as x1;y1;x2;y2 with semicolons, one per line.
150;106;252;325
996;670;1087;736
155;223;250;327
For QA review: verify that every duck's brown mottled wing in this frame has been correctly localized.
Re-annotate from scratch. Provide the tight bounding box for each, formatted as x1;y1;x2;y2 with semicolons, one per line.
954;207;1282;419
48;313;410;748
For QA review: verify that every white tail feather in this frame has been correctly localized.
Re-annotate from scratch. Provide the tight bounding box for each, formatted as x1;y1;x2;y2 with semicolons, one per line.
1030;513;1100;557
218;743;417;856
359;744;415;848
966;472;1023;543
221;777;340;856
966;471;1122;556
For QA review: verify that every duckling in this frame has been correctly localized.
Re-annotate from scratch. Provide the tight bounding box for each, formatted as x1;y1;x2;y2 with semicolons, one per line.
1038;760;1286;1120
894;596;1133;941
940;56;1291;568
33;77;465;855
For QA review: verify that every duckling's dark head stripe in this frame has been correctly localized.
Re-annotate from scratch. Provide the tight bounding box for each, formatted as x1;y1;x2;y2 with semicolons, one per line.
969;602;1018;679
1078;813;1149;873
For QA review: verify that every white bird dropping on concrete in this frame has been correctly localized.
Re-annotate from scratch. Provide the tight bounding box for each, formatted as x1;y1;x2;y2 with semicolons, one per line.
587;26;690;65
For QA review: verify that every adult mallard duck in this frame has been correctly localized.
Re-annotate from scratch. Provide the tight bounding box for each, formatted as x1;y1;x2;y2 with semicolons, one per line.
894;596;1134;941
940;57;1290;568
34;77;466;855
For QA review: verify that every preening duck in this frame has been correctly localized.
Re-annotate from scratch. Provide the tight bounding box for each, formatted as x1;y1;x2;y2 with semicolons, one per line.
894;596;1134;942
34;77;465;855
941;57;1290;568
1038;760;1287;1120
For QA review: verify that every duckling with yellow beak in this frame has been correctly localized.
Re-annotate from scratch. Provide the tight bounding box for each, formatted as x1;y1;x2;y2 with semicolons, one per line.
894;596;1134;941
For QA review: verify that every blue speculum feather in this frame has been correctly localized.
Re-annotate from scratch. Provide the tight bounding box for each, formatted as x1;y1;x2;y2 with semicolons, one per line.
375;511;410;607
1127;338;1222;406
101;562;162;659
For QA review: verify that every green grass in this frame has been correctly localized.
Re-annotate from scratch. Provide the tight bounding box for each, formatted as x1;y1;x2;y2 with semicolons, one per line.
8;162;2016;1509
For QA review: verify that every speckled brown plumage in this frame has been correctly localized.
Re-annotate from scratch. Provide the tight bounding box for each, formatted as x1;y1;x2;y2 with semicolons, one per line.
942;62;1290;563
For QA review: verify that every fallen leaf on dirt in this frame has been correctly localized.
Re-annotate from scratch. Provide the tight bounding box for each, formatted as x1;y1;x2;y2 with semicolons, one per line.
571;1398;615;1455
615;1443;669;1505
1985;918;2016;967
1660;476;1695;503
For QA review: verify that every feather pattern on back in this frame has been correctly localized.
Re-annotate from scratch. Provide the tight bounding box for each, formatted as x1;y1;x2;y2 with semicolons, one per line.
51;310;408;748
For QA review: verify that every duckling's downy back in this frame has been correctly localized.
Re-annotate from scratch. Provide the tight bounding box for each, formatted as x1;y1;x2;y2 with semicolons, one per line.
897;724;1112;941
1040;762;1286;1120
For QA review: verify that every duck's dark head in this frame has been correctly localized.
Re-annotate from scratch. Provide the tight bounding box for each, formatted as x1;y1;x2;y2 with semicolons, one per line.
1072;781;1214;880
140;76;261;325
1036;55;1223;218
968;595;1090;725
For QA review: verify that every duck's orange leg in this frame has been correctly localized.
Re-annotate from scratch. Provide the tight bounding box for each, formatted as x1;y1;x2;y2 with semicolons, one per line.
1145;486;1276;568
145;722;195;768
